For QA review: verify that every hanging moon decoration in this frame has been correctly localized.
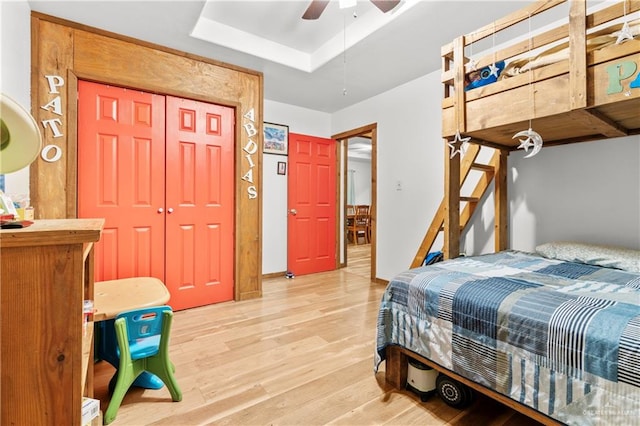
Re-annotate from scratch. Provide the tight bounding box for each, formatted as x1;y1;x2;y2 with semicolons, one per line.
513;128;543;158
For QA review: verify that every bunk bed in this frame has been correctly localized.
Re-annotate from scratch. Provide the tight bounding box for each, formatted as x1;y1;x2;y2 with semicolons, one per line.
377;1;640;424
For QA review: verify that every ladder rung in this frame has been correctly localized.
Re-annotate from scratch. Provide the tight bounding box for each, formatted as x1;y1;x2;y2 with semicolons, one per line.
460;196;480;203
470;163;494;172
438;226;465;232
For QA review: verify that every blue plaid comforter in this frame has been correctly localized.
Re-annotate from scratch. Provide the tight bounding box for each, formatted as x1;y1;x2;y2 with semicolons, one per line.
375;251;640;425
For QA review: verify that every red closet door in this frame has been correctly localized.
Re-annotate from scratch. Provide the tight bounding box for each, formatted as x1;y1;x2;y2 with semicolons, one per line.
78;81;166;281
165;97;235;310
79;83;235;310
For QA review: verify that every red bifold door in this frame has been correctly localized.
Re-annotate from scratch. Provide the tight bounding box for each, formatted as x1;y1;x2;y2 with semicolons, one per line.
78;80;235;310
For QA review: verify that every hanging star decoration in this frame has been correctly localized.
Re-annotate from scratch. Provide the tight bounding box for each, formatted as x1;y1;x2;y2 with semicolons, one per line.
488;62;500;78
513;128;543;158
616;21;634;45
448;130;471;158
516;134;534;152
465;58;477;72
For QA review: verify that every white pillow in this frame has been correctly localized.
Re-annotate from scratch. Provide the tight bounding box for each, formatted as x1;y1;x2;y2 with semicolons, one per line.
536;242;640;273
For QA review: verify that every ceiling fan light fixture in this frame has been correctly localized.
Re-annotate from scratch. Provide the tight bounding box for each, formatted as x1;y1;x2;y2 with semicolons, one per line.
339;0;357;9
303;0;400;20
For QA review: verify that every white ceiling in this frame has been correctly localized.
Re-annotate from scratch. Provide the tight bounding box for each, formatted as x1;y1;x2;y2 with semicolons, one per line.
192;1;422;72
27;0;533;113
348;136;372;160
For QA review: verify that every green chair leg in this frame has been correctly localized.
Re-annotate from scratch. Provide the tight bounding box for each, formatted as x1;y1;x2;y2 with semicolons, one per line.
103;307;181;425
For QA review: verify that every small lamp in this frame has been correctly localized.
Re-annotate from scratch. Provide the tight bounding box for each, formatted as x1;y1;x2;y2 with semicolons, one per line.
0;93;42;174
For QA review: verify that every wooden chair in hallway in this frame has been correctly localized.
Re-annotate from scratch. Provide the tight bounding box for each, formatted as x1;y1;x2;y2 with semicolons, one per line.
347;205;370;245
346;205;356;244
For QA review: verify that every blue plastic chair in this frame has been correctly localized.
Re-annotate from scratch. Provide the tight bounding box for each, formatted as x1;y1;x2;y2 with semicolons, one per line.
104;306;182;424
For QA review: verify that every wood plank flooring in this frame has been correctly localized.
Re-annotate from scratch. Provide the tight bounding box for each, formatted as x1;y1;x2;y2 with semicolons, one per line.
94;244;542;425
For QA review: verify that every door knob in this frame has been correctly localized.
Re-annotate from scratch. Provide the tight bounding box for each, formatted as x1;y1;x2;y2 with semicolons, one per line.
157;208;164;214
167;208;174;214
289;209;297;215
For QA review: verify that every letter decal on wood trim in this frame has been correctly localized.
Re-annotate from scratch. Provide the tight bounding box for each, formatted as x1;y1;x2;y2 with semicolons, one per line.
39;75;65;162
242;108;258;200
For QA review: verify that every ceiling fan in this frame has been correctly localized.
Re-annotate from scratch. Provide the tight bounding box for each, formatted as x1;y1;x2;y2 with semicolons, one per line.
302;0;401;20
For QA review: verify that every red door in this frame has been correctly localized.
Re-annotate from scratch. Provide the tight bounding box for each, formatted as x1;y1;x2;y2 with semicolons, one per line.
165;96;235;310
287;133;337;276
78;82;235;310
78;81;166;281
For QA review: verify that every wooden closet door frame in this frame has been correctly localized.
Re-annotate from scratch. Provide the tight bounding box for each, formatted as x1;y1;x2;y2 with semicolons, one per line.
31;13;263;301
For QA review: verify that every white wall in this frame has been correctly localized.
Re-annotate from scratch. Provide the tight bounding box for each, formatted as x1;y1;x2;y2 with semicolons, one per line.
1;0;32;197
348;158;371;206
262;99;331;274
509;136;640;252
332;72;445;280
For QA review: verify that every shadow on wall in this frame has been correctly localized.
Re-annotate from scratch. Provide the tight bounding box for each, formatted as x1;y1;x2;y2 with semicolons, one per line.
348;137;372;206
509;137;640;251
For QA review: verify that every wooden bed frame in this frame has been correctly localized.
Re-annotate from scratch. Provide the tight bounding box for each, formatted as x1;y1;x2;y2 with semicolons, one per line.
385;345;562;425
386;0;640;423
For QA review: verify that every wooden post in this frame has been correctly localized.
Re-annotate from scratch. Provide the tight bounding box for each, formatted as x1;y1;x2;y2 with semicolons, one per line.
453;36;466;130
443;35;466;259
444;142;461;260
494;149;508;252
569;0;587;110
385;346;408;389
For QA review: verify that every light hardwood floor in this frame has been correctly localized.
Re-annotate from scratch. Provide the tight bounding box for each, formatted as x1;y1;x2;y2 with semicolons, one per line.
94;244;542;425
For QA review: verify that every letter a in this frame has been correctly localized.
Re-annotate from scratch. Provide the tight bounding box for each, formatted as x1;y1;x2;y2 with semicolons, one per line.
242;169;254;183
243;108;255;122
41;96;63;115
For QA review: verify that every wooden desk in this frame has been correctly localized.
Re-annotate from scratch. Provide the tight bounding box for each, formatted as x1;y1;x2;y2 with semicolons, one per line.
94;277;170;321
1;218;104;426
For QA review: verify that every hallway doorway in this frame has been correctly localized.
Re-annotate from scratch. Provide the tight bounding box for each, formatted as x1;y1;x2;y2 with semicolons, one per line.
333;124;377;282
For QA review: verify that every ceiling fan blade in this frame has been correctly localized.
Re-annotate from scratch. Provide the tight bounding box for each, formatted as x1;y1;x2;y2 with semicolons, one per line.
302;0;330;20
370;0;401;13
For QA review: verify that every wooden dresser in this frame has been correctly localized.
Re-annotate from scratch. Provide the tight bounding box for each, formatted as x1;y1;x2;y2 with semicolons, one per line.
0;219;104;425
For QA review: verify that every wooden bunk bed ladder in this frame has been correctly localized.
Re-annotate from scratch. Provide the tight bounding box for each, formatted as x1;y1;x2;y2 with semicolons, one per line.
410;145;502;268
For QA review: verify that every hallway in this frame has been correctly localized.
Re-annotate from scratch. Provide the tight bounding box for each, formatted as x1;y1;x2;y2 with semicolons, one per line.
345;243;371;280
